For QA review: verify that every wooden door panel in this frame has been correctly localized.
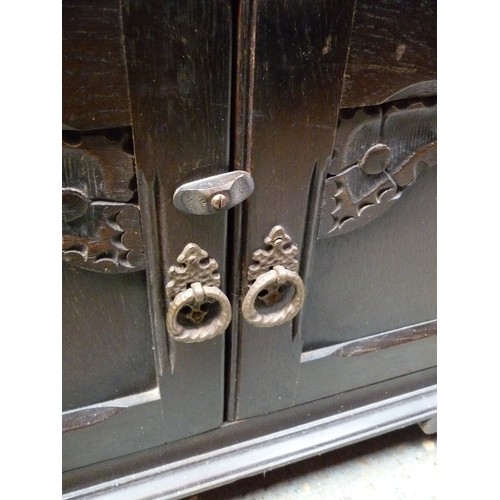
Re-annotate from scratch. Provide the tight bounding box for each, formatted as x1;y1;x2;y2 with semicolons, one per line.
61;121;168;471
232;0;436;420
231;0;357;419
62;264;155;410
302;166;436;349
296;325;436;404
62;0;233;471
122;0;233;439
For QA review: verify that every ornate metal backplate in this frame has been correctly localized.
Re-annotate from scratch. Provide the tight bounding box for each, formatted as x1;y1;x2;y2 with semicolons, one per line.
318;97;436;238
247;226;299;307
166;244;221;326
166;244;221;298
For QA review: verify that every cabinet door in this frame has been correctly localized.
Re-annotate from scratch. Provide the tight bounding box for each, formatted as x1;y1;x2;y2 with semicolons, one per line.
230;0;436;419
62;0;233;470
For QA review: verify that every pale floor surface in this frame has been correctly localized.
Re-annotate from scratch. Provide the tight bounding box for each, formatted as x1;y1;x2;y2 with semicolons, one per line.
188;425;437;500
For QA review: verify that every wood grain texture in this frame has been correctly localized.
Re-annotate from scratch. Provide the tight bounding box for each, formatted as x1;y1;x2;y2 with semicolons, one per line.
123;0;232;441
225;0;257;420
62;0;131;129
62;202;145;273
61;0;438;479
62;130;144;273
335;322;435;357
340;0;436;107
301;321;436;361
318;98;437;238
62;263;155;411
302;166;436;349
62;130;136;202
234;0;356;419
63;367;436;495
295;331;436;405
234;0;436;420
63;396;165;472
63;407;123;433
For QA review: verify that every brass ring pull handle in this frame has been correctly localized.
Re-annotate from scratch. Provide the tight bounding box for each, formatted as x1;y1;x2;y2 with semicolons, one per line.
166;282;231;343
166;243;231;343
242;265;305;327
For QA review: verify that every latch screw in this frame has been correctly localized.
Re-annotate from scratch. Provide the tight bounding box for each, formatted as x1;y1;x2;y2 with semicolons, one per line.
210;193;228;210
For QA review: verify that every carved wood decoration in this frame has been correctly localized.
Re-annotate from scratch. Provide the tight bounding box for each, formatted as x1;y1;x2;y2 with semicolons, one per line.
62;129;145;273
318;97;436;239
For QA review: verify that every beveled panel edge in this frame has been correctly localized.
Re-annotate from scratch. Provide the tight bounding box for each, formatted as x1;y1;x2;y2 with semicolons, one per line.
62;388;160;432
301;320;437;363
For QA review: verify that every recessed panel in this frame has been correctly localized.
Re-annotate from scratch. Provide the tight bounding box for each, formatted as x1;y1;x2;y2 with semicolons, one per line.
302;167;436;351
62;264;156;410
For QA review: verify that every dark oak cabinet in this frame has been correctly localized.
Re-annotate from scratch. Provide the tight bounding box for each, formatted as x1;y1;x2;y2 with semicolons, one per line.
62;0;436;497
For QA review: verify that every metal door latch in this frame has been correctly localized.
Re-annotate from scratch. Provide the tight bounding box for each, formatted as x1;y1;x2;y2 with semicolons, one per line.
173;171;254;215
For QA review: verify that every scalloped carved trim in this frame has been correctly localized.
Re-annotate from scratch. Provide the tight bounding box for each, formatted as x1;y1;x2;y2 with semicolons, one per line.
318;97;436;238
62;203;145;273
62;128;144;273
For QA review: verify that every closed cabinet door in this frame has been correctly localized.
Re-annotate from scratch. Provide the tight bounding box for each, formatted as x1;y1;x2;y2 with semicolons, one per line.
229;0;437;419
62;0;233;470
63;0;437;472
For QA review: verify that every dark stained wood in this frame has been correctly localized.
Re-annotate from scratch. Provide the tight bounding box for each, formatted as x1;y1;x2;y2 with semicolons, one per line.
62;259;164;470
62;263;156;411
302;165;436;349
62;129;144;273
64;0;234;470
233;0;356;420
62;203;145;273
233;0;436;421
63;368;436;496
62;0;437;485
61;121;166;466
318;97;437;238
63;407;123;433
301;321;436;361
62;130;136;203
335;321;436;357
63;395;165;472
123;0;232;441
295;332;436;405
225;0;257;420
340;0;437;108
62;0;132;129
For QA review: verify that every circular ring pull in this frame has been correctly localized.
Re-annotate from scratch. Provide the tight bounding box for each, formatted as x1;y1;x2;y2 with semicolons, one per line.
242;265;305;327
166;283;231;343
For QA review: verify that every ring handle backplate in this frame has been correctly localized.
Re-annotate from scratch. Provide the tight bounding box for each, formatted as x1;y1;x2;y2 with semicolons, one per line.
166;243;231;343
